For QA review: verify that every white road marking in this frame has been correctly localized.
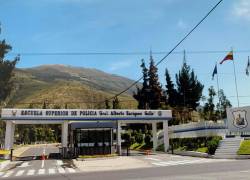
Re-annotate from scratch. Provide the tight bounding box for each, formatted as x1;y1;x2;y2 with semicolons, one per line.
27;169;35;176
19;162;30;168
66;168;76;173
41;160;45;168
41;147;46;168
57;160;64;166
145;157;161;161
240;170;250;173
152;159;211;167
58;167;66;173
3;171;13;178
48;168;56;174
38;169;45;175
15;170;25;176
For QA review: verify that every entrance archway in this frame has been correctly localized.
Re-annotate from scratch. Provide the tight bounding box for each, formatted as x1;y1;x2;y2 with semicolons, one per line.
1;109;172;158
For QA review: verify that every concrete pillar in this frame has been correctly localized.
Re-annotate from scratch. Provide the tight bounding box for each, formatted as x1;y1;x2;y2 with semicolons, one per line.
4;121;15;150
117;121;121;155
152;122;158;151
61;121;68;148
163;121;169;152
61;121;69;158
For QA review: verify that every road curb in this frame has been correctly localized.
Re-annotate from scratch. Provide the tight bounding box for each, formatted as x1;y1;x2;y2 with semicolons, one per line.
0;161;22;172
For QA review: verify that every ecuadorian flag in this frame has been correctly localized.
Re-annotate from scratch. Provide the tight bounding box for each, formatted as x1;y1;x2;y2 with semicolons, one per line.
220;51;233;64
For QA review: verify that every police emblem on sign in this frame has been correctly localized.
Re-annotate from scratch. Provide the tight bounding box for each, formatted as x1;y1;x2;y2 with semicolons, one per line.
232;110;248;129
11;110;17;117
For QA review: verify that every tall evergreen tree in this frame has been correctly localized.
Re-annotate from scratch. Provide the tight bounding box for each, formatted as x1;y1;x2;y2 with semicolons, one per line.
133;59;150;109
148;53;163;109
105;99;111;109
165;68;178;107
176;61;204;110
112;97;121;109
42;100;47;109
0;25;18;147
0;35;19;105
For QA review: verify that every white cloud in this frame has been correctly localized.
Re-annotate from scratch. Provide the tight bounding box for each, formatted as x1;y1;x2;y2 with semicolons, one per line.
109;61;132;71
177;19;187;29
233;0;250;20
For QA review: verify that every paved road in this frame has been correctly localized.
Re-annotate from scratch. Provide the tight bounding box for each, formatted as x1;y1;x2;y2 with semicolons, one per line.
0;145;78;179
2;147;250;179
16;144;59;158
2;159;250;180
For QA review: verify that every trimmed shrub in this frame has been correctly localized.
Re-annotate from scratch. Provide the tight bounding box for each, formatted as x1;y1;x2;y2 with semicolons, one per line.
135;132;143;144
207;136;222;155
144;134;151;147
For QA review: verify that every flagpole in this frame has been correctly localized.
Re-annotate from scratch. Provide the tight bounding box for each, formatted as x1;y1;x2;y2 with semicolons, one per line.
232;49;240;107
215;62;222;119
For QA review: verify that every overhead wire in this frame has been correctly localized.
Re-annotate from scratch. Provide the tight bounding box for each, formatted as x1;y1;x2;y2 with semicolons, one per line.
101;0;224;104
9;49;250;56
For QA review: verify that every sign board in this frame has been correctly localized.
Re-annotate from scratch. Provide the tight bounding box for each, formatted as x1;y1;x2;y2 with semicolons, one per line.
227;106;250;132
1;108;172;121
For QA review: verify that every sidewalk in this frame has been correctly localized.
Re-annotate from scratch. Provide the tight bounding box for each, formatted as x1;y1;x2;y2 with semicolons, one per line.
0;160;22;172
73;156;151;172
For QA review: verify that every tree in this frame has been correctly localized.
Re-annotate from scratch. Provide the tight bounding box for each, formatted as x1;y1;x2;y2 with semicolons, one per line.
148;54;164;109
203;86;216;121
176;62;204;110
105;99;111;109
112;97;121;109
216;89;232;119
0;38;19;105
165;68;178;107
133;59;150;109
0;26;19;147
42;100;47;109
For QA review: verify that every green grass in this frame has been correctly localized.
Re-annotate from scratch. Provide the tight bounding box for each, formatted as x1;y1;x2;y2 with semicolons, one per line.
130;143;141;150
196;147;208;153
130;143;152;150
238;140;250;155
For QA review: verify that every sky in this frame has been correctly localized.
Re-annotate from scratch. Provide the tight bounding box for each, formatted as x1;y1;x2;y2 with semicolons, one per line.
0;0;250;107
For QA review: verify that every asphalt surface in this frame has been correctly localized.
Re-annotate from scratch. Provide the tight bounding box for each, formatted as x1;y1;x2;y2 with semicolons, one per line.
2;145;250;179
3;159;250;180
15;144;60;160
0;145;78;179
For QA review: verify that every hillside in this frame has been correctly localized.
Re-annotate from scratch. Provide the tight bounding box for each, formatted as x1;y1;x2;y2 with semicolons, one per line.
7;64;139;109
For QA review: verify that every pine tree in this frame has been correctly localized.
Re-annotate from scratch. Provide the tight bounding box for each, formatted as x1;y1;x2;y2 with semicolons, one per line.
133;59;150;109
0;35;19;105
165;68;178;107
112;97;121;109
176;61;204;110
42;100;47;109
148;53;163;109
105;99;111;109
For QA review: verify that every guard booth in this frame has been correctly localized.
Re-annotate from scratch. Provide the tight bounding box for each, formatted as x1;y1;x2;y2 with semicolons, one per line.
1;109;172;158
69;122;116;156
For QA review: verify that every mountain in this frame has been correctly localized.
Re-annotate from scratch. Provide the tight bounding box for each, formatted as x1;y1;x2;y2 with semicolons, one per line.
8;64;139;109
